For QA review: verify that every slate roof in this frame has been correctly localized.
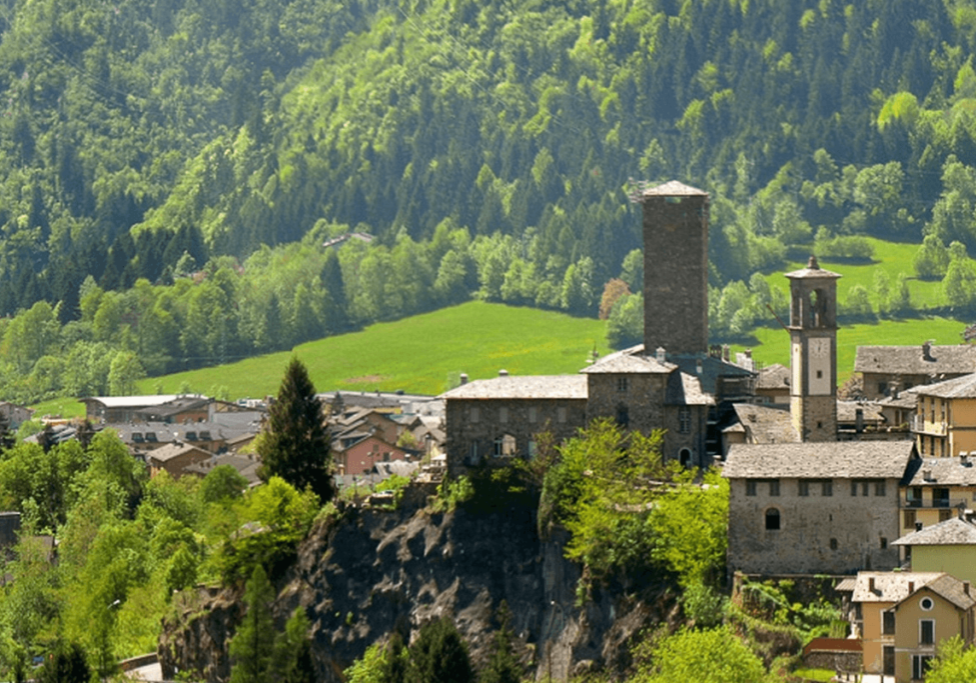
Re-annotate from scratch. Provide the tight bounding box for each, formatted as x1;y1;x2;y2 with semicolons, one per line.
913;574;976;610
84;394;189;408
730;404;799;444
642;180;707;197
837;401;884;425
892;517;976;547
854;345;976;376
147;442;210;464
666;371;715;406
914;372;976;399
850;572;943;603
903;456;976;486
784;256;841;280
722;440;916;479
581;346;676;374
439;375;588;400
756;364;790;390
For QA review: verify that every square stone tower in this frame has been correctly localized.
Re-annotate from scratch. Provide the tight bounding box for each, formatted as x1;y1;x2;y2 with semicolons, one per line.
641;181;709;357
786;256;841;442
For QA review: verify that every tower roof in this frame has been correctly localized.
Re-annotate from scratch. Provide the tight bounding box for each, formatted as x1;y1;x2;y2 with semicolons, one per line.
642;180;708;198
784;255;841;279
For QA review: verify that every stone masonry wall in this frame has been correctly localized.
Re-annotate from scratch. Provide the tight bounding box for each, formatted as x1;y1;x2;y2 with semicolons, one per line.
728;477;901;575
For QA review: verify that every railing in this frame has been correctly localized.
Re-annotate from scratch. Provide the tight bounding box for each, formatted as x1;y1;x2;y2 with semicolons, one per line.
912;415;948;434
902;498;964;509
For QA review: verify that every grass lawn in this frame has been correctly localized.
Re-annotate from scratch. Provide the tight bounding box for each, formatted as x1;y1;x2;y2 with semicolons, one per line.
131;301;612;399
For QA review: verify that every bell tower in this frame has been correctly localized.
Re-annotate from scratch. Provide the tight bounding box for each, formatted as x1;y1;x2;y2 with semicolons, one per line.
786;256;841;442
641;181;709;357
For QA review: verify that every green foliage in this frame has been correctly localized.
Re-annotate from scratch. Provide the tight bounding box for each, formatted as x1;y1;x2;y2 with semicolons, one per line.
432;476;475;513
632;627;774;683
479;602;523;683
606;293;643;349
925;635;976;683
35;641;91;683
258;358;333;501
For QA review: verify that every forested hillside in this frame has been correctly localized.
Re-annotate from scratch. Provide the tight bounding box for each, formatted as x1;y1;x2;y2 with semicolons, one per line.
2;0;976;401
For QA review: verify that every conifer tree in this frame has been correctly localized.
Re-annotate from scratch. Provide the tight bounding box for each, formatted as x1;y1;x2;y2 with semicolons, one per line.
479;602;522;683
269;608;315;683
406;618;474;683
258;358;334;501
229;565;276;683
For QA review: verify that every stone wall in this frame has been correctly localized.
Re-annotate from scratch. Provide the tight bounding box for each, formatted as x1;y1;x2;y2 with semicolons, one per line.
728;477;902;575
445;398;587;476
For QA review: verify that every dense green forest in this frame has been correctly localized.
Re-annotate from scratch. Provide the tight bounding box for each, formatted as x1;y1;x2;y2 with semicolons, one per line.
4;0;976;400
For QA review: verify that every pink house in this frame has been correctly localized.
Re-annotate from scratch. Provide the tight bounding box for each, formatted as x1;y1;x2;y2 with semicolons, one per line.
336;435;408;476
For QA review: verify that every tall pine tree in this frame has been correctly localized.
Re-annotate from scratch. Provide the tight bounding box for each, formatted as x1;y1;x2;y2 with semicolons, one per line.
229;565;276;683
258;358;334;501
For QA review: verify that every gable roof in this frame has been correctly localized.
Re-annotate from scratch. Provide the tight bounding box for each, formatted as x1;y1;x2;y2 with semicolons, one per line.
910;574;976;611
722;440;916;479
581;346;676;374
147;441;210;464
850;572;943;603
914;372;976;399
903;456;976;486
892;517;976;547
756;364;790;390
837;401;884;425
439;375;588;400
854;345;976;376
666;371;715;406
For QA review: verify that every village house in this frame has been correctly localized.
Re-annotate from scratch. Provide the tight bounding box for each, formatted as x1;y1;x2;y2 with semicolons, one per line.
145;441;212;479
81;394;209;423
910;373;976;458
754;363;791;405
897;455;976;541
0;402;33;430
839;571;975;682
333;434;410;477
723;440;917;575
855;343;976;401
893;516;976;585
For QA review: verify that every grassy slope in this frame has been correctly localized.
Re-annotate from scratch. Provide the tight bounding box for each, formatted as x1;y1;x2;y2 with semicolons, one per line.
32;239;975;417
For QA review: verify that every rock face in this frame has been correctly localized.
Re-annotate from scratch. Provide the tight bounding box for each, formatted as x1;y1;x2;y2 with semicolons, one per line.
159;493;675;682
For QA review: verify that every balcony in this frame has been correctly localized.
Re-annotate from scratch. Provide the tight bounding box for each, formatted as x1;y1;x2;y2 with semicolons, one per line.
911;416;948;435
902;497;964;509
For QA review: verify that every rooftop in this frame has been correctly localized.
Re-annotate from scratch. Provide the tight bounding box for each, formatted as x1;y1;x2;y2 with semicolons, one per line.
904;456;976;487
440;374;588;400
641;180;707;197
784;256;842;280
755;364;790;390
854;344;976;376
730;404;799;444
722;440;916;479
848;572;943;603
913;372;976;399
892;517;976;547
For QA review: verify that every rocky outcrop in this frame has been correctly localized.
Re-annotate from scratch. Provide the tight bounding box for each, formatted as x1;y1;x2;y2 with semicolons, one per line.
159;492;677;682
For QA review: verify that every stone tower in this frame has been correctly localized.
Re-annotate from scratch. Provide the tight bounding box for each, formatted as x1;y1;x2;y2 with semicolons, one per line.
786;256;841;442
641;181;709;357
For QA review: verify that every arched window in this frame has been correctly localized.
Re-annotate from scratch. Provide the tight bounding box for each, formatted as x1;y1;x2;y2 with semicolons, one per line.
679;448;692;467
765;508;781;531
616;405;629;429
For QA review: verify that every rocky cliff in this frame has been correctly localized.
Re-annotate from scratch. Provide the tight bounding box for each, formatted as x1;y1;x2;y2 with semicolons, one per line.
159;489;677;682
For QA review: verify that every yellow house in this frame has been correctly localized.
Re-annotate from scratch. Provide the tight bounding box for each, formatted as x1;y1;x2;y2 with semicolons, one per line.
892;516;976;585
898;456;976;539
913;374;976;458
844;572;976;682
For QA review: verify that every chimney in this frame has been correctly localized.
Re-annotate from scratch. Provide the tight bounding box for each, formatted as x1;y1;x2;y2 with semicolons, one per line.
965;453;972;467
696;359;703;375
855;408;864;434
869;577;875;593
965;582;971;597
498;369;509;377
656;347;667;363
915;521;923;532
923;341;934;362
460;373;469;385
923;469;932;482
908;581;915;594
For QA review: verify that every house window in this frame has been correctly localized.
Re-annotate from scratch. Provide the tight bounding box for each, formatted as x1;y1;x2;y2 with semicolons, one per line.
920;597;934;611
617;377;628;392
469;441;479;460
799;480;810;497
878;382;886;395
746;481;757;496
913;655;932;680
880;537;888;550
527;440;537;458
904;510;916;528
470;407;480;423
883;611;896;635
528;406;538;423
829;538;838;550
822;480;833;497
679;406;691;434
679;448;691;467
557;407;567;423
934;488;950;507
920;620;935;645
851;481;858;497
769;479;780;496
498;407;508;423
883;646;895;676
765;508;780;530
875;481;886;497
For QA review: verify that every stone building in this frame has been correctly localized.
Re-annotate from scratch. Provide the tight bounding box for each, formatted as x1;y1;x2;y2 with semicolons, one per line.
855;343;976;400
723;440;917;575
